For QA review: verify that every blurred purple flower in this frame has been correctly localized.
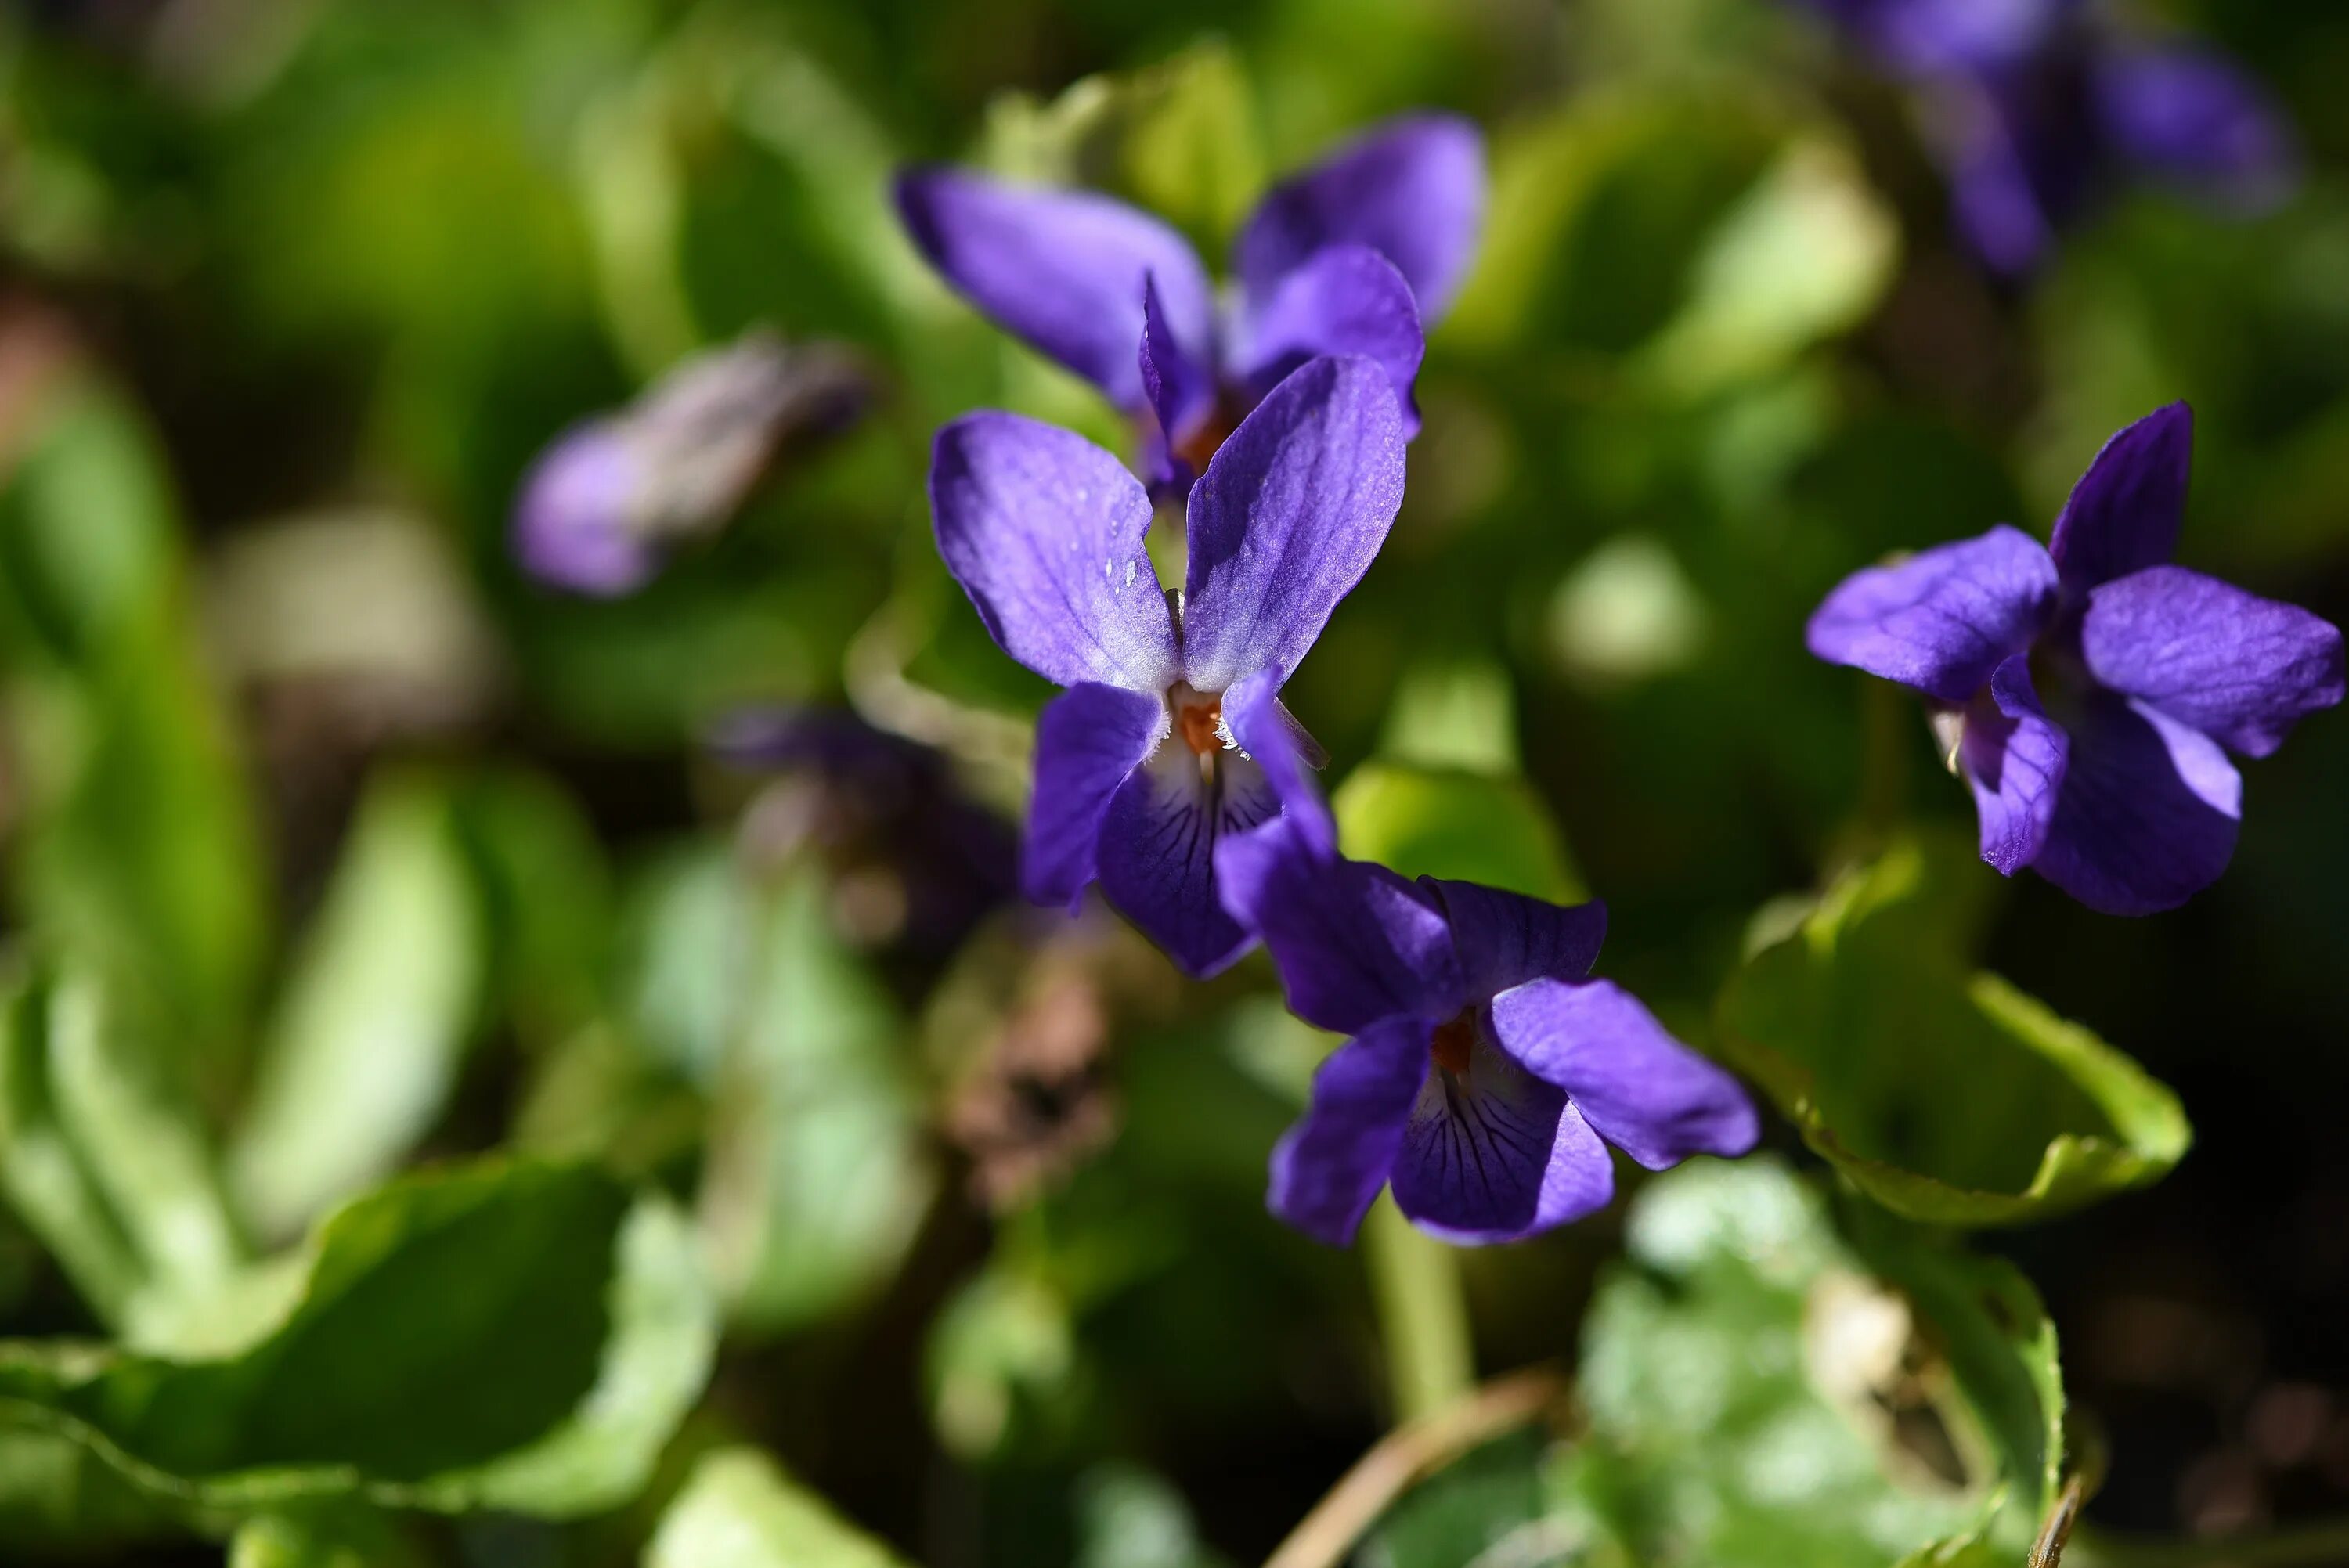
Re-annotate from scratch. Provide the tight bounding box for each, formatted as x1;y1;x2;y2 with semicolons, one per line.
708;706;1018;964
1215;816;1756;1246
897;114;1481;492
929;355;1404;976
514;333;870;596
1796;0;2296;272
1809;404;2344;914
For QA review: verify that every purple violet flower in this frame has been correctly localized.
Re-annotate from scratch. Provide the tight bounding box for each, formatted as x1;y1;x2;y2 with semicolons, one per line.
1214;816;1758;1246
929;354;1405;976
1795;0;2296;273
514;333;869;595
1808;404;2344;914
897;114;1482;492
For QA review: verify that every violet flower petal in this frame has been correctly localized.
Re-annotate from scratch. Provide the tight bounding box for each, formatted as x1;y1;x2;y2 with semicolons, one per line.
929;413;1178;691
2080;564;2346;759
1421;879;1606;1000
1390;1040;1614;1245
1234;114;1486;323
1811;0;2074;75
1232;245;1425;435
2048;403;2193;592
1488;977;1759;1171
1180;355;1407;692
1963;654;2071;874
895;168;1214;410
1939;73;2068;276
514;424;657;596
1215;818;1462;1036
1024;682;1169;907
1267;1015;1431;1246
1805;524;2059;702
1221;668;1337;858
1096;743;1279;977
2094;44;2297;211
1142;271;1217;464
2031;690;2241;914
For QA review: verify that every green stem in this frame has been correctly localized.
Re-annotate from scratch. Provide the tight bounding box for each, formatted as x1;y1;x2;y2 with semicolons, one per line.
1360;1195;1474;1425
2068;1521;2349;1568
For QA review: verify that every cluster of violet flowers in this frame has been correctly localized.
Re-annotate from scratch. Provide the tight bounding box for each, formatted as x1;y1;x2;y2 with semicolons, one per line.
511;73;2342;1252
900;118;1759;1246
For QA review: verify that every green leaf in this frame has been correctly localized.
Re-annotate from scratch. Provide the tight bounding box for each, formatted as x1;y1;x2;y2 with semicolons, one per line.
0;1417;188;1552
637;849;933;1333
0;961;242;1332
1715;833;2191;1227
0;383;268;1058
645;1447;911;1568
1332;762;1583;902
1636;135;1898;395
0;1157;716;1519
231;771;488;1241
229;1505;429;1568
1551;1157;2065;1567
976;43;1264;252
1073;1463;1229;1568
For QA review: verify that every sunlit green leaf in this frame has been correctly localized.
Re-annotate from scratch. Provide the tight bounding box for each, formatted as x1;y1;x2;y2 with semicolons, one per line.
0;961;241;1332
630;847;932;1332
645;1447;911;1568
231;771;487;1241
1716;834;2191;1227
1332;762;1582;901
0;1157;715;1518
1637;135;1898;395
0;383;268;1058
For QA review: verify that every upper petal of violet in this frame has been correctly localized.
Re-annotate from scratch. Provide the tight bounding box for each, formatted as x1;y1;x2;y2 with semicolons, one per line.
1488;976;1758;1172
1141;271;1218;478
1180;355;1407;693
929;413;1178;692
1420;878;1607;1001
2078;564;2345;759
1805;524;2058;702
1233;113;1487;323
2048;403;2194;591
1215;816;1462;1036
1230;245;1425;435
895;168;1214;412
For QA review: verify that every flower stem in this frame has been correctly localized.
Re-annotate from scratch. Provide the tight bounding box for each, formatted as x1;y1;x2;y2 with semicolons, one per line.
1360;1195;1474;1425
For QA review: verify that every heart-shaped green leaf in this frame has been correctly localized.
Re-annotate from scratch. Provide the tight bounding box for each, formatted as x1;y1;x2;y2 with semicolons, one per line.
1716;834;2190;1227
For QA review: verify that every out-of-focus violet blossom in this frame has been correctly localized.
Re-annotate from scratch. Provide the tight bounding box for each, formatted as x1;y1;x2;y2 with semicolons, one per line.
708;706;1018;968
514;333;870;595
928;354;1404;976
1215;816;1756;1246
1809;404;2344;914
897;114;1481;492
1795;0;2297;273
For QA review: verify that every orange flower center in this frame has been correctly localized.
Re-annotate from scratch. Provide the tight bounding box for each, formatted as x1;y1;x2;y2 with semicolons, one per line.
1175;691;1224;756
1173;405;1239;477
1431;1013;1476;1076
